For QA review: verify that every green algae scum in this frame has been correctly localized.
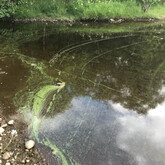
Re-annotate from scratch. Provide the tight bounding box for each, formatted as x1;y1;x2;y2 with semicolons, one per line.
31;83;76;165
1;22;165;165
10;53;70;164
32;83;65;115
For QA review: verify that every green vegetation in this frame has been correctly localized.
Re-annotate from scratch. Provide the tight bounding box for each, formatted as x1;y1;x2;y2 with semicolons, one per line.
137;0;165;12
0;0;165;20
0;0;17;18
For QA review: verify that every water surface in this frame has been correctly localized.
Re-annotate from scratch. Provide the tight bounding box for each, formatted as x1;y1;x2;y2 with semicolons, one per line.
0;21;165;165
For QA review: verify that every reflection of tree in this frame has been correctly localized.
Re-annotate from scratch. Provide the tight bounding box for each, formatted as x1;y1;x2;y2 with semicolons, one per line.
1;22;165;116
49;31;165;114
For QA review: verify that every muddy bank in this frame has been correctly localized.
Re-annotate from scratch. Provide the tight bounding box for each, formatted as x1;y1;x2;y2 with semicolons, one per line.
0;115;47;165
79;17;161;23
1;17;164;24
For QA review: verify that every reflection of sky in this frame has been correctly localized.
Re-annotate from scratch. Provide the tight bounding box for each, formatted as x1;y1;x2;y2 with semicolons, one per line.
116;100;165;165
37;96;165;165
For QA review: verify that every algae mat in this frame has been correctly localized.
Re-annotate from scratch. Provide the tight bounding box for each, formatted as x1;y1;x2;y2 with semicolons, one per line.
10;53;77;165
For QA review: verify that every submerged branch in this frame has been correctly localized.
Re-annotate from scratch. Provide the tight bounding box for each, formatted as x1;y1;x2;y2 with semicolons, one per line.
52;67;144;102
81;40;150;75
49;34;137;64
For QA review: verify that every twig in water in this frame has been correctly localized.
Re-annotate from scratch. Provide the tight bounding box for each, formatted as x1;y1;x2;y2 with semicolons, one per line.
53;39;91;56
81;39;156;75
52;67;144;102
49;34;137;64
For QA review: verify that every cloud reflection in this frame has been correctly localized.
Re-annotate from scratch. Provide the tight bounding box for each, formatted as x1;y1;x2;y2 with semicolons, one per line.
116;101;165;165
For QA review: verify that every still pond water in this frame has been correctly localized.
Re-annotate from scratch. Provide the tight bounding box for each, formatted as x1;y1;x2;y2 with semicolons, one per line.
0;22;165;165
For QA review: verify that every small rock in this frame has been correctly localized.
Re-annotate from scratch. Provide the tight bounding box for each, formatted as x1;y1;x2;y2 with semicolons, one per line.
0;127;4;135
25;140;35;149
9;152;13;156
34;149;38;154
5;163;11;165
8;120;14;125
3;152;10;160
1;124;7;128
118;19;123;23
21;160;25;163
110;18;115;22
26;159;30;163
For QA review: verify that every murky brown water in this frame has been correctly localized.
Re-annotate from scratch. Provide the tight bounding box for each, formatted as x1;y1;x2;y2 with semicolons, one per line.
0;21;165;165
0;56;29;117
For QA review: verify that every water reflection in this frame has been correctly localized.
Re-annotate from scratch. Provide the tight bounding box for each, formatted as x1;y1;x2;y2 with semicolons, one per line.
36;94;165;165
1;22;165;164
116;99;165;165
37;97;137;165
48;32;165;113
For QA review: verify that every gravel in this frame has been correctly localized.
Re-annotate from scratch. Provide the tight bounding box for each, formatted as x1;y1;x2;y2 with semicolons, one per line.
0;116;47;165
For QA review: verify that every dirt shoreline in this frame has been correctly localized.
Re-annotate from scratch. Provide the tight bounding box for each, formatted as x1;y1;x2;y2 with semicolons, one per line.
1;17;165;24
0;116;47;165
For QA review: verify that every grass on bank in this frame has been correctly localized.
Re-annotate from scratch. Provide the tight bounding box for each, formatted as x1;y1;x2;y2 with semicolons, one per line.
5;0;165;20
